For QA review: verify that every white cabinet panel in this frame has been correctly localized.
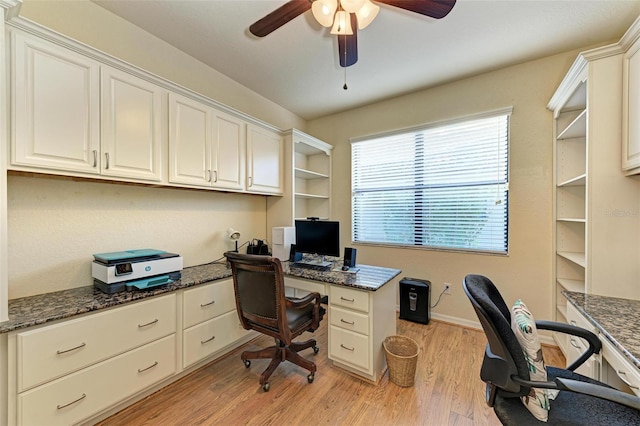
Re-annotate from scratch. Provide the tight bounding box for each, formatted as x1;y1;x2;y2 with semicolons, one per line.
330;305;369;335
247;124;283;195
17;334;176;426
101;66;164;181
182;278;236;329
212;112;246;191
11;30;100;174
623;36;640;174
329;326;370;370
183;310;247;368
330;285;369;313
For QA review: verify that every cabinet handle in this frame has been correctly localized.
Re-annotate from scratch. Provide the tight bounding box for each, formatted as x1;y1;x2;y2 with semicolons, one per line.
207;169;212;182
213;170;218;182
57;393;87;410
105;152;110;169
200;300;215;308
340;319;355;325
56;342;86;355
201;335;216;344
617;370;640;389
248;176;253;187
340;297;355;303
137;361;158;373
569;338;581;349
340;344;355;351
92;150;97;167
138;318;159;328
570;320;578;326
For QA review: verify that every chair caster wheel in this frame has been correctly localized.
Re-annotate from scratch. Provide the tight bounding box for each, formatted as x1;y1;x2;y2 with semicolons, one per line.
313;346;319;354
307;373;315;383
243;360;251;368
262;382;270;392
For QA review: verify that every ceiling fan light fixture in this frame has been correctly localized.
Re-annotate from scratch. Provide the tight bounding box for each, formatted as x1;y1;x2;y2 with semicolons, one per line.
355;0;379;29
312;0;338;27
339;0;366;13
330;10;353;35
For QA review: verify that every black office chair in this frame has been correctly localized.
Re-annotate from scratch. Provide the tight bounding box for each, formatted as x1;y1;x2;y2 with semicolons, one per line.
225;251;325;391
463;274;640;425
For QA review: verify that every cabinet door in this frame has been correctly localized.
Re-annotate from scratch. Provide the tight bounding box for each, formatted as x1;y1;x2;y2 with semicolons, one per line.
211;111;246;191
623;37;640;173
11;31;100;174
246;125;283;195
168;93;211;187
101;67;163;181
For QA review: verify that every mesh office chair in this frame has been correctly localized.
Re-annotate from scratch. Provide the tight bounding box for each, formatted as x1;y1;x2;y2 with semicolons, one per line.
225;252;325;391
463;274;640;425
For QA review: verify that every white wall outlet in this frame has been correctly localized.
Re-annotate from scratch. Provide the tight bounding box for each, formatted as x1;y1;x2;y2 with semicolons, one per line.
444;283;451;294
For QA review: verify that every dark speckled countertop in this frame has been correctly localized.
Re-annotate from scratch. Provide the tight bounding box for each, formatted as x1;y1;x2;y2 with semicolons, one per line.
1;260;400;334
564;291;640;371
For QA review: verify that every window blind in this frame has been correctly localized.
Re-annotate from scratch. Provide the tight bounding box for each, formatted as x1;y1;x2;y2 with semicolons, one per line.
351;110;510;254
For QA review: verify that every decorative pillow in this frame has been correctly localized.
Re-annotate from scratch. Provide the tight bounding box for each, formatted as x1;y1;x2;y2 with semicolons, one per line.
511;299;550;422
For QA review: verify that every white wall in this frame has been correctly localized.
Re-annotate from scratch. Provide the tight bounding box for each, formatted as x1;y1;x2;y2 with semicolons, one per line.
307;47;597;324
5;0;306;298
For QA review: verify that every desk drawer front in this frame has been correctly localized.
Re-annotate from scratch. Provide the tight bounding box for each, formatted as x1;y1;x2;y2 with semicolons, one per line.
183;310;246;368
18;334;176;426
330;286;369;313
601;337;640;396
183;279;236;328
330;305;369;335
17;294;176;392
329;326;370;370
285;277;326;296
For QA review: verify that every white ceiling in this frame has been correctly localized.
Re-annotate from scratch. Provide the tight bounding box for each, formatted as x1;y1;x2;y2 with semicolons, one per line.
91;0;640;120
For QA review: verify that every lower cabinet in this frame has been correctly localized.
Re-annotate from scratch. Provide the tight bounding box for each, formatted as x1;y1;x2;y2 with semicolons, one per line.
565;303;600;380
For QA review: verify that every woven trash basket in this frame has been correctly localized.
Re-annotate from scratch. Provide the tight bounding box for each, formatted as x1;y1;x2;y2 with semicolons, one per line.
383;335;419;387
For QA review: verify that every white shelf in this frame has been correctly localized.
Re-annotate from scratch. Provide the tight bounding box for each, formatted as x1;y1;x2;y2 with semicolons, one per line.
557;174;586;187
295;168;329;180
295;192;329;200
557;251;586;268
556;305;568;321
557;217;586;223
557;109;587;139
557;278;585;293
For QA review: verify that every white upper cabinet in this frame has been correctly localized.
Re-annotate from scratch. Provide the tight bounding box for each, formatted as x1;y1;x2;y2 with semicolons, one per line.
622;33;640;174
169;93;246;191
11;31;100;174
246;124;283;195
101;66;164;182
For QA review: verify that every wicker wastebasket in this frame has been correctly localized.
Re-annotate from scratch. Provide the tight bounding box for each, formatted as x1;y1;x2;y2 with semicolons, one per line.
383;335;419;387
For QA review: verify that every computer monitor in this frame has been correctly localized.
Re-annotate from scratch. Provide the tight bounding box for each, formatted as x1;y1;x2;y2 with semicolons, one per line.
294;220;340;258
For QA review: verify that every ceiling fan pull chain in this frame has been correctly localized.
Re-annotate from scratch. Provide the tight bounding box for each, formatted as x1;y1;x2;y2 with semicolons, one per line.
343;33;348;90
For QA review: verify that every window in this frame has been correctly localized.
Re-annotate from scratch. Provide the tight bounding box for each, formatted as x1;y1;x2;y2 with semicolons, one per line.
351;109;510;254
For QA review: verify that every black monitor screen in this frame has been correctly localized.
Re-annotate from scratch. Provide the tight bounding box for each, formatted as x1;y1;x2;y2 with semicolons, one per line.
295;220;340;257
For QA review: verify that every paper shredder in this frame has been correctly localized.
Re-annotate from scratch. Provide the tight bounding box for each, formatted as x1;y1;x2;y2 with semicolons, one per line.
399;277;430;324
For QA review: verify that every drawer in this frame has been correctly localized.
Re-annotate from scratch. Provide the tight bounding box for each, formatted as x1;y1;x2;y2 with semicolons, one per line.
18;334;176;426
285;277;326;296
183;310;248;368
17;294;176;392
330;286;369;313
566;334;598;379
183;279;236;328
601;337;640;396
330;305;369;336
566;303;595;333
329;325;370;370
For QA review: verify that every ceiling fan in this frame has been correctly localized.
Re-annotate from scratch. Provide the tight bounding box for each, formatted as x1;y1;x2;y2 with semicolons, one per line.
249;0;456;68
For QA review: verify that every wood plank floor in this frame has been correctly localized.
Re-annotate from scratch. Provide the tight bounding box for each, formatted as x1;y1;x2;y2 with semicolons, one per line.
98;317;564;425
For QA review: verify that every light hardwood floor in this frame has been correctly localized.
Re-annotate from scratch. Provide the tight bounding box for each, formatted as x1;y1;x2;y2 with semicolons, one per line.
98;317;564;425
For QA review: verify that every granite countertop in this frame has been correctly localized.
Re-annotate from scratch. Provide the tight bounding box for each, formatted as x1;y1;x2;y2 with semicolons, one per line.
1;260;401;334
563;291;640;370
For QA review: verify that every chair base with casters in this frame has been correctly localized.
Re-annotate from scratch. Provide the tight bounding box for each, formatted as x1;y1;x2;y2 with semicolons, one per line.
225;251;325;392
242;337;319;392
463;274;640;425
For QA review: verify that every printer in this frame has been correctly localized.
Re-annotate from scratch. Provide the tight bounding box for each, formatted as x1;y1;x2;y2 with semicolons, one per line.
92;248;183;293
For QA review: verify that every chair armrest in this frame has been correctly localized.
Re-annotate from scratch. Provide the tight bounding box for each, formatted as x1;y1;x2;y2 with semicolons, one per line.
536;320;601;371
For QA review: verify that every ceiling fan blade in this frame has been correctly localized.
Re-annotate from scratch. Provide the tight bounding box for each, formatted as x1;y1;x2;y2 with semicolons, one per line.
338;14;358;67
249;0;312;37
375;0;456;19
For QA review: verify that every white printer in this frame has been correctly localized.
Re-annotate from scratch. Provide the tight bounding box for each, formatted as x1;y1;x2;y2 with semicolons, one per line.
92;248;183;293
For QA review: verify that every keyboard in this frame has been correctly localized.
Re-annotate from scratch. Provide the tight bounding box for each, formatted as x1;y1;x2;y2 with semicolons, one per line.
291;262;331;271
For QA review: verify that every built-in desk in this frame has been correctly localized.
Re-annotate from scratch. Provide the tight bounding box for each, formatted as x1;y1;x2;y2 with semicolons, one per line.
564;291;640;396
0;260;400;425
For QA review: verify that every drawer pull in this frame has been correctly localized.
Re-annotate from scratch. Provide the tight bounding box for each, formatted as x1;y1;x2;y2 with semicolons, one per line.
200;300;216;308
56;342;86;355
138;318;159;328
340;319;355;325
570;320;578;326
138;361;158;373
57;393;86;410
617;370;640;389
92;150;97;167
201;335;216;344
105;152;110;169
340;344;355;351
569;338;581;349
340;296;355;303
